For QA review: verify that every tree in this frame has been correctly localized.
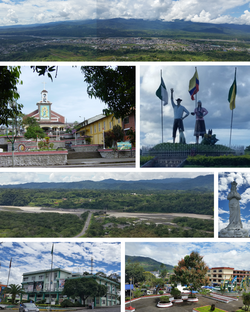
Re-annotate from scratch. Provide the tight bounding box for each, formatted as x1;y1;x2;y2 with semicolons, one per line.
4;284;24;303
243;292;250;311
81;66;135;120
62;278;106;306
125;259;145;284
172;251;209;296
23;117;45;141
0;66;23;127
30;66;58;81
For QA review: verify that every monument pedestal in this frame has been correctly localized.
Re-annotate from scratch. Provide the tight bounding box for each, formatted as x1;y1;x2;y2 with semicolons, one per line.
219;227;249;238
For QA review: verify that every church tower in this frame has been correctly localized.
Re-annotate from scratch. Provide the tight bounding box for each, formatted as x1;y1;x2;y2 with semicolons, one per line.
37;90;52;122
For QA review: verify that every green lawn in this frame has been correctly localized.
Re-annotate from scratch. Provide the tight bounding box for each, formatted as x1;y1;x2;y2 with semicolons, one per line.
195;306;228;312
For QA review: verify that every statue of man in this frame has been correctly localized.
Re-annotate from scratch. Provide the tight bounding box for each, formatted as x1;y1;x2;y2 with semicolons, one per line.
170;88;189;143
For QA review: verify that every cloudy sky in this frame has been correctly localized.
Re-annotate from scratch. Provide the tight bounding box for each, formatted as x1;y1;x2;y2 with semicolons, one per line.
1;0;250;26
0;171;210;185
17;66;105;124
0;242;121;285
126;242;250;270
141;65;250;148
218;172;250;234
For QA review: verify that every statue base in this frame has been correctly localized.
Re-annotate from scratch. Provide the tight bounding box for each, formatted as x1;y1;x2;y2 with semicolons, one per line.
219;227;249;238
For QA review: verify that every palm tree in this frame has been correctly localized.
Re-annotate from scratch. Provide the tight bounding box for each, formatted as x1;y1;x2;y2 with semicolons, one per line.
4;284;25;304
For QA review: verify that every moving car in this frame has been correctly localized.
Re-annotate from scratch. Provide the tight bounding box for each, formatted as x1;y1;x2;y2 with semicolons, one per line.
0;304;6;309
19;303;39;312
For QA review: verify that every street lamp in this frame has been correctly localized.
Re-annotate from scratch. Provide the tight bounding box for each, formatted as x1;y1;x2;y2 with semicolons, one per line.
7;100;17;167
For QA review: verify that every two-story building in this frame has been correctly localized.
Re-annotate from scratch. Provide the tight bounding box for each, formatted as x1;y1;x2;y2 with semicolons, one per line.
20;268;120;307
77;110;135;146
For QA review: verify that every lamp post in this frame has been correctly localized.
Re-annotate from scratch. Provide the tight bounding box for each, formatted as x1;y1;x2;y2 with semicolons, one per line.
7;100;17;167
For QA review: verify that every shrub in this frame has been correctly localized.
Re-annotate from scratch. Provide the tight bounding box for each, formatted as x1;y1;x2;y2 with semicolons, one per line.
159;296;169;303
60;299;74;307
73;301;83;307
170;288;181;299
159;290;164;295
36;299;46;304
49;143;54;149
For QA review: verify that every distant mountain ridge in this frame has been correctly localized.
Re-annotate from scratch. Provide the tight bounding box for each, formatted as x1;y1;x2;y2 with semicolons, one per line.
0;18;249;38
126;255;174;272
0;175;213;192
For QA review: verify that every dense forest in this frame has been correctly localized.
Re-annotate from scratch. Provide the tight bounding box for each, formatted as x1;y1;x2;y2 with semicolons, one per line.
0;211;89;237
0;188;214;215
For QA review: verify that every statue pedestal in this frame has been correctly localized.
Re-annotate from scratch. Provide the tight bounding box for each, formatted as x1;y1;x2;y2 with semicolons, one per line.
219;227;249;238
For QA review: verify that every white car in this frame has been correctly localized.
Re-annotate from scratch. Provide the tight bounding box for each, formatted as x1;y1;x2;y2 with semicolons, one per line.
0;304;6;309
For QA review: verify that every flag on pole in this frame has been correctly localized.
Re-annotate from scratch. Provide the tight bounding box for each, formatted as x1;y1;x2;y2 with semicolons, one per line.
189;69;199;100
156;77;168;105
9;258;12;268
228;69;237;110
51;243;54;255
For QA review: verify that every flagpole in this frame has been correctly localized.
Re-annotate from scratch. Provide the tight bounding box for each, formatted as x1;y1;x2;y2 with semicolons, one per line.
49;244;54;311
161;69;163;143
195;67;198;108
7;258;12;287
229;67;237;148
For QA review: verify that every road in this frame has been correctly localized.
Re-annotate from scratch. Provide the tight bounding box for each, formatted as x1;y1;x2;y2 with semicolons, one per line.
74;212;93;237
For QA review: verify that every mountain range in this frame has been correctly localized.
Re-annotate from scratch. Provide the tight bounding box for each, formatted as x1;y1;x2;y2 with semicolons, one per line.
0;175;213;191
0;18;249;38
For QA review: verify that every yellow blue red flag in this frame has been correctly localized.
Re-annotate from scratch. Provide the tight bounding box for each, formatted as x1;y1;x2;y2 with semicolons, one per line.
189;69;199;100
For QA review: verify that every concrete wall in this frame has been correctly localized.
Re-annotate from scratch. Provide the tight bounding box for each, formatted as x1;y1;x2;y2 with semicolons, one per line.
0;151;67;167
72;144;101;152
99;149;135;158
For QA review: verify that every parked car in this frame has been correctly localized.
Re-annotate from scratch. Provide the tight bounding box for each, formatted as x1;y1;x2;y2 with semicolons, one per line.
19;303;39;312
0;304;6;309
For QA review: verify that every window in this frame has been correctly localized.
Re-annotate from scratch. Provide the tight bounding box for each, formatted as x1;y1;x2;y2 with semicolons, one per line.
23;277;29;281
109;122;112;129
38;275;44;280
98;123;101;131
94;125;96;133
123;116;129;124
103;121;106;130
118;118;120;124
32;276;36;281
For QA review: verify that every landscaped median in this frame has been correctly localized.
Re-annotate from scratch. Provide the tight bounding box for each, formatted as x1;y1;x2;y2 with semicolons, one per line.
193;305;228;312
0;150;68;167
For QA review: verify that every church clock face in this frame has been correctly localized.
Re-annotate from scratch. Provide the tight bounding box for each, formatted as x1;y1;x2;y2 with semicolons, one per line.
40;105;50;120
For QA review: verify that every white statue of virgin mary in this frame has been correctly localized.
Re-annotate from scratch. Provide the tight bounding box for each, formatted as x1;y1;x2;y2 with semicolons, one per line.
219;180;249;238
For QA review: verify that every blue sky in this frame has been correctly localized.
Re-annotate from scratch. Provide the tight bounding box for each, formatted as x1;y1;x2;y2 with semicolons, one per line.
141;65;250;148
17;66;105;124
1;0;250;26
0;242;121;285
0;172;212;185
218;172;250;234
126;242;250;270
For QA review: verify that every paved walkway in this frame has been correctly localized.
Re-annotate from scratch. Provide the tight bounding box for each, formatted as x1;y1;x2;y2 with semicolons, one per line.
126;295;244;312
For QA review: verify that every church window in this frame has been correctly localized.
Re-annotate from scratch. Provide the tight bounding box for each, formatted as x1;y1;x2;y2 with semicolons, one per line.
103;121;106;130
98;123;101;131
94;125;96;133
109;122;112;129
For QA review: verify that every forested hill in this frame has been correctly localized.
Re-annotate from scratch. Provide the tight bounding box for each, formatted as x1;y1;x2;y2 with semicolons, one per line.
0;175;213;192
1;18;250;39
126;255;174;272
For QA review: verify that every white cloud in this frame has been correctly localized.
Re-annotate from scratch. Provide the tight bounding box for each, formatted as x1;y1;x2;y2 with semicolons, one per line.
0;0;250;26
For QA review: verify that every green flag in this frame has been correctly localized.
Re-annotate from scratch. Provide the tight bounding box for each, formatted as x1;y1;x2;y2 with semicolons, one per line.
156;77;168;105
228;69;237;110
51;243;54;255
